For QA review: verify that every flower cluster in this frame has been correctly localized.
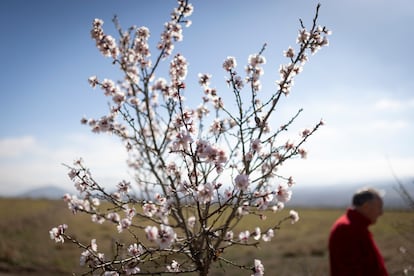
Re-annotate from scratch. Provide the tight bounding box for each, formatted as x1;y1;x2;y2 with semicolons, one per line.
198;72;223;110
246;53;266;92
80;239;105;267
196;139;227;172
145;224;177;249
276;6;331;96
158;0;193;58
169;53;188;94
91;19;119;59
51;1;330;275
49;224;67;243
63;193;100;215
252;259;265;276
167;260;180;272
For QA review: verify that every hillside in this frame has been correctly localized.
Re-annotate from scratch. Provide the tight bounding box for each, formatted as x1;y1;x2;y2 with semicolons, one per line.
0;198;412;275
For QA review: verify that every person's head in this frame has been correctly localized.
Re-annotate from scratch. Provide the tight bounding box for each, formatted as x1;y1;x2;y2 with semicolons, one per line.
352;188;384;224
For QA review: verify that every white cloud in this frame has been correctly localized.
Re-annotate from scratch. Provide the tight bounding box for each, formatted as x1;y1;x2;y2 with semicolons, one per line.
279;155;414;187
0;134;130;196
374;99;402;111
372;119;409;130
373;98;414;111
0;136;37;158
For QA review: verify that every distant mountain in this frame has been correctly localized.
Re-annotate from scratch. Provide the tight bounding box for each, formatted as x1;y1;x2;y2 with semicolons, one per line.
19;185;68;199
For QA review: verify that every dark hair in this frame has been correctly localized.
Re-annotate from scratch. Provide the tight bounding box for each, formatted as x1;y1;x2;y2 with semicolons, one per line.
352;188;382;207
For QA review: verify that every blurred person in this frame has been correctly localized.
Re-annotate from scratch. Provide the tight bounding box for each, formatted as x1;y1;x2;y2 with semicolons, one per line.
329;188;388;276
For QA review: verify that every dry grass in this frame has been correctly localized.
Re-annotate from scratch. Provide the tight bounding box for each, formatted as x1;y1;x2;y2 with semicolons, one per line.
0;198;412;275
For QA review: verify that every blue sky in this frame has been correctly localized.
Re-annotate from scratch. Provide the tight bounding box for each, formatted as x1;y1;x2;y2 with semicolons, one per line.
0;0;413;196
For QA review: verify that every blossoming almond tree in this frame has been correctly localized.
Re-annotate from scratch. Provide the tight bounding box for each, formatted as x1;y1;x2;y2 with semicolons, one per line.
49;1;330;275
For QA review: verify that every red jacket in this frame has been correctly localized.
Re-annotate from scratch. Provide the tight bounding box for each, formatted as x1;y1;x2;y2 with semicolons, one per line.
329;208;388;276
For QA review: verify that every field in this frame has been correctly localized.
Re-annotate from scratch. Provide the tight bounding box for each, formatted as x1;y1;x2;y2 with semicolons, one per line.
0;198;412;275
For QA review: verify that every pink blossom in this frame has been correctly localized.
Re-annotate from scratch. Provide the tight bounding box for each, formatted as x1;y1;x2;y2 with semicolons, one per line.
101;78;116;96
112;91;126;105
284;140;295;150
262;229;274;242
90;197;100;207
137;26;150;39
245;151;253;161
276;184;292;203
225;230;234;242
172;130;193;151
111;192;121;201
49;224;68;243
143;202;157;217
301;128;311;137
145;225;158;242
117;180;131;194
239;230;250;243
187;216;196;228
271;202;285;211
80;117;88;125
90;238;98;252
233;75;244;90
91;214;105;224
79;239;105;267
222;56;237;71
79;250;90;266
169;53;188;84
251;139;262;153
320;119;325;125
197;182;214;204
255;191;273;210
128;243;144;257
88;75;98;88
237;202;250;216
209;119;222;135
106;212;120;223
129;97;140;106
284;46;295;58
224;187;233;200
300;53;309;63
289;210;300;224
166;260;180;272
172;1;194;18
91;18;119;58
67;169;78;180
287;176;295;187
125;266;140;275
252;227;261;241
248;54;266;67
252;259;265;276
152;77;169;95
155;193;167;205
212;95;224;109
298;148;307;159
198;73;211;87
276;78;293;95
156;224;177;249
62;193;71;202
297;28;310;43
66;195;91;214
196;104;209;119
235;174;250;191
117;218;132;233
124;205;136;219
